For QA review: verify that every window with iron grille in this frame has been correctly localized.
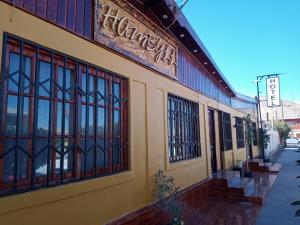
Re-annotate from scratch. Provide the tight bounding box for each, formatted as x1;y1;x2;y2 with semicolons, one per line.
221;112;233;151
168;94;201;163
0;33;129;196
252;122;258;146
235;117;245;149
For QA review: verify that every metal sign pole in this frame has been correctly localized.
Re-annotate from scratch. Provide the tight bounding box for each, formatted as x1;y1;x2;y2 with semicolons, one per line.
256;73;285;161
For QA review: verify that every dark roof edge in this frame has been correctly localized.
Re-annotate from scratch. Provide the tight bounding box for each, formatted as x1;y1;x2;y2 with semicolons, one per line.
160;0;236;96
235;92;258;104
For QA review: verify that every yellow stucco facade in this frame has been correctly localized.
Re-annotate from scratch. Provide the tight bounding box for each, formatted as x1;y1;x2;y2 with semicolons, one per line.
0;3;260;225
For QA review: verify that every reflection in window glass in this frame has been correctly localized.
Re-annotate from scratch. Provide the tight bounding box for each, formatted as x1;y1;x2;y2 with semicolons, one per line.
8;52;20;92
66;69;74;100
18;139;29;179
97;78;106;105
23;56;32;94
20;97;30;135
3;141;15;183
113;110;120;136
37;100;49;135
65;103;74;135
113;82;120;108
89;75;94;103
34;139;49;176
81;73;87;93
81;105;86;135
39;61;51;96
88;106;94;135
96;146;105;168
55;139;73;174
113;144;120;164
6;95;18;135
97;107;105;136
57;67;63;99
56;102;63;134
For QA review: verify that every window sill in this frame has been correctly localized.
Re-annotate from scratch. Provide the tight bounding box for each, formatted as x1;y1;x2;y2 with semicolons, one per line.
166;157;204;171
0;171;134;215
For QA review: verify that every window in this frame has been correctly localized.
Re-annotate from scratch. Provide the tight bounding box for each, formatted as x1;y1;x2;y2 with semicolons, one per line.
235;117;245;149
221;112;233;151
168;94;201;163
252;122;258;146
0;34;129;195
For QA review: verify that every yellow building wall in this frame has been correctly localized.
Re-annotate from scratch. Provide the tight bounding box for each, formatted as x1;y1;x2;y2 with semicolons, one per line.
0;3;258;225
252;146;260;158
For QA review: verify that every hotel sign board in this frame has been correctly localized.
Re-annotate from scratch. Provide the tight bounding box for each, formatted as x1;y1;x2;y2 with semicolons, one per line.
94;0;178;79
266;76;281;107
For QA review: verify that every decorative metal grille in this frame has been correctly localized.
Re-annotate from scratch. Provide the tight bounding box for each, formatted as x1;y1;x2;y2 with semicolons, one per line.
168;94;201;163
222;112;233;151
0;33;129;196
252;122;258;146
235;117;245;149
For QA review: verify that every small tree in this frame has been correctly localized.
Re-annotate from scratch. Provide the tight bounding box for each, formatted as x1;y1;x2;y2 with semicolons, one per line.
259;127;270;150
154;169;183;225
274;121;291;145
243;114;253;146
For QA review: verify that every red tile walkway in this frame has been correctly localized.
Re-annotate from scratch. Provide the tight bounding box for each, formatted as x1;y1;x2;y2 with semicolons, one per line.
181;172;278;225
183;197;260;225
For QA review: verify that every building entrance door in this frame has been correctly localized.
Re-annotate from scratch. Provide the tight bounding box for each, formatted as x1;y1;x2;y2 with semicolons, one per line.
208;109;217;174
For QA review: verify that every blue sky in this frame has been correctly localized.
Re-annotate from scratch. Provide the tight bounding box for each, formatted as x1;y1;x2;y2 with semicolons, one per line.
180;0;300;102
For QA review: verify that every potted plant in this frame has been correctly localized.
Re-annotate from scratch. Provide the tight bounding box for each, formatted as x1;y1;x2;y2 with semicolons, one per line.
154;169;184;225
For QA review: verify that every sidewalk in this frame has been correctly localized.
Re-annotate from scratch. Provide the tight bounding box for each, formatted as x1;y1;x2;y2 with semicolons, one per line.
256;148;300;225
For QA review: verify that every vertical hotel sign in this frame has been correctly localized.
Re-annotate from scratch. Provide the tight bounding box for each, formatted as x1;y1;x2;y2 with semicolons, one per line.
94;0;178;78
266;76;281;107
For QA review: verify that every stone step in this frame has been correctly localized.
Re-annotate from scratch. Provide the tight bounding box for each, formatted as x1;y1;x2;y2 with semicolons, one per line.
247;160;281;173
213;171;263;205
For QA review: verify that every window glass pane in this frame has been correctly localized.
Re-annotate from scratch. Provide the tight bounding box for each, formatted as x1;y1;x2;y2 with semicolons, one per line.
97;78;106;105
37;99;49;135
113;110;120;136
88;106;94;135
18;139;29;179
97;107;106;136
39;61;51;96
34;139;49;177
22;56;32;94
66;69;74;100
65;103;74;135
80;73;87;102
113;142;120;164
3;140;15;183
57;67;63;99
96;143;105;169
56;102;63;135
5;95;18;135
80;138;94;173
113;82;120;108
55;138;73;174
89;75;94;103
20;96;30;135
8;52;20;92
81;104;86;135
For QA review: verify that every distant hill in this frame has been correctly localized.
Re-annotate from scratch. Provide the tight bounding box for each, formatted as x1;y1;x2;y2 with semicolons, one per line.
260;97;300;121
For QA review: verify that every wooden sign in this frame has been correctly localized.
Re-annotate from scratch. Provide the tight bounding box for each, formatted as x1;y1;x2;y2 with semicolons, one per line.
94;0;178;79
